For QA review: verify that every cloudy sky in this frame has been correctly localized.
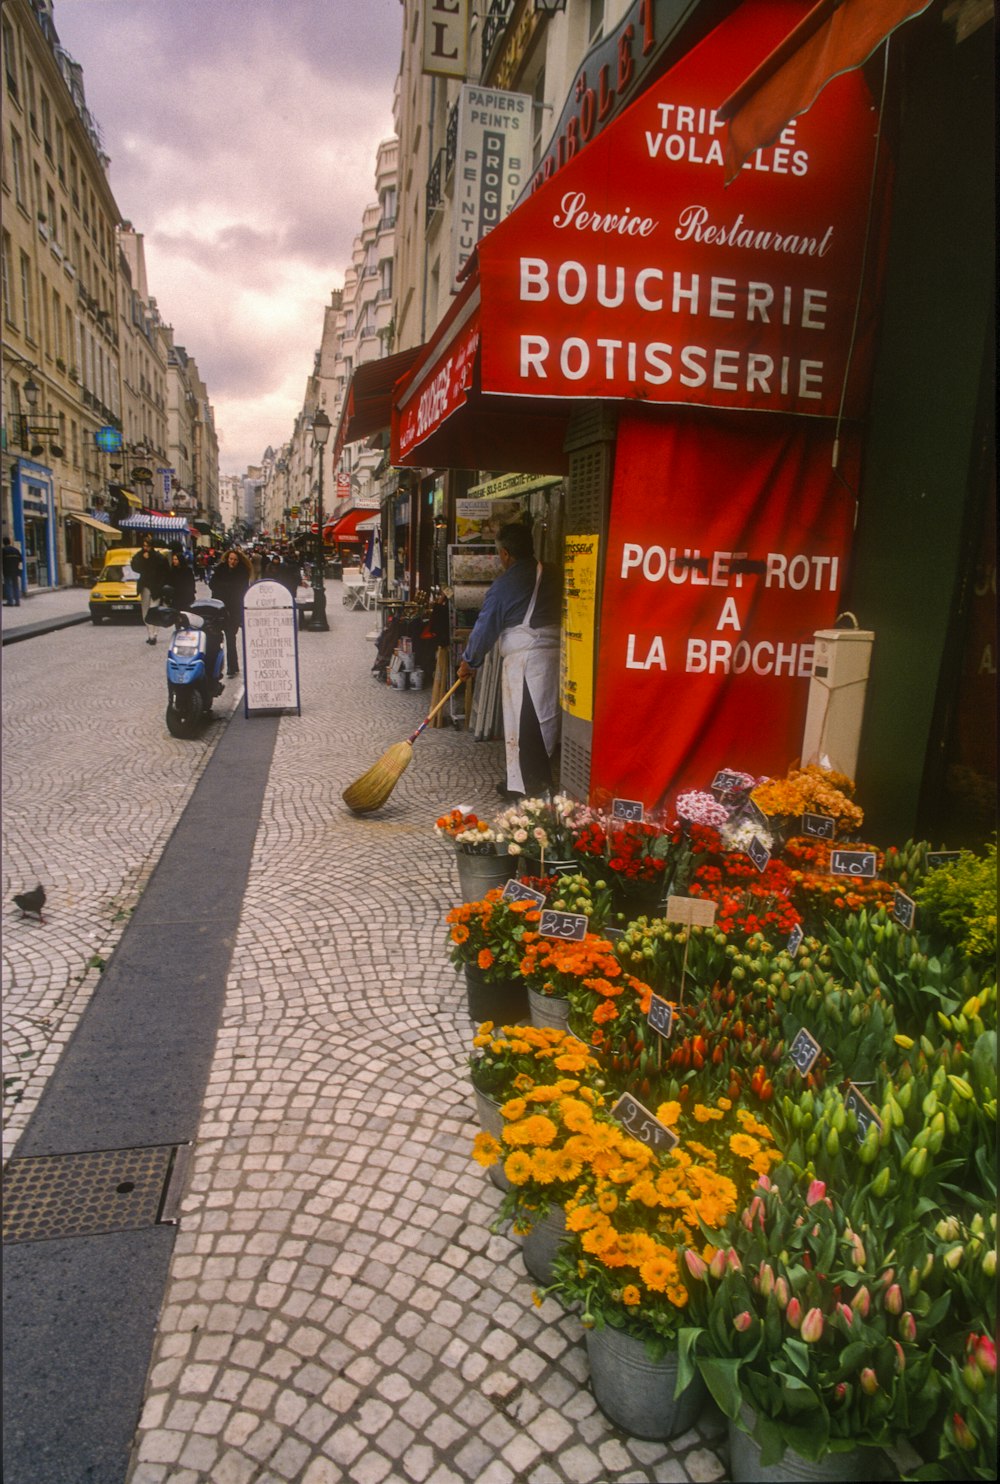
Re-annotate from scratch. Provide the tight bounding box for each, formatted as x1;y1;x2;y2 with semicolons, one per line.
53;0;401;473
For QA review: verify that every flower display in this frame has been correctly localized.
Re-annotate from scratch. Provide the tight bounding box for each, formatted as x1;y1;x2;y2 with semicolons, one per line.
494;793;594;862
750;765;864;834
434;807;507;854
674;790;731;829
445;888;540;982
517;929;652;1056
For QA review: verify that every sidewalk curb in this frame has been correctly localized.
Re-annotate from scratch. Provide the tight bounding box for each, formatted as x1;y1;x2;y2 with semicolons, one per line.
2;614;92;645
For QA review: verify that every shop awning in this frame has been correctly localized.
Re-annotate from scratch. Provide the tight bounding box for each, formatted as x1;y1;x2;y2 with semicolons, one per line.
115;488;142;507
65;512;121;537
332;346;425;466
717;0;935;180
119;513;192;536
324;508;378;545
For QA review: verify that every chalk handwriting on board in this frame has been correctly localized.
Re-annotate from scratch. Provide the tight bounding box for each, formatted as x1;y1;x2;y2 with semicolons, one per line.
612;798;644;822
611;1093;679;1153
893;889;916;931
712;770;748;793
647;995;674;1039
539;909;588;942
747;835;771;872
844;1082;883;1143
830;849;878;879
788;1027;822;1076
927;851;961;870
801;812;835;839
502;878;546;907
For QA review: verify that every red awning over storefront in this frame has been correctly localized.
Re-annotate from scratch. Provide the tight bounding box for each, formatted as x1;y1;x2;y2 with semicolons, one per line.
332;345;425;466
325;508;377;545
717;0;935;181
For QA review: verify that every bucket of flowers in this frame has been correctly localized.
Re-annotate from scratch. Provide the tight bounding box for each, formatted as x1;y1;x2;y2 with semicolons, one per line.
495;793;595;877
445;887;539;1023
517;928;652;1047
434;805;514;901
573;813;676;921
750;764;865;839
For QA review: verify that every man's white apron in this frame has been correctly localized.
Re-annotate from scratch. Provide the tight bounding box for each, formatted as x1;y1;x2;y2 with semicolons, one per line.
499;563;560;794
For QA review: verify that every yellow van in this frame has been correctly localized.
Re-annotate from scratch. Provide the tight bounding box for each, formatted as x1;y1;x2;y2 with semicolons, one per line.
88;545;172;624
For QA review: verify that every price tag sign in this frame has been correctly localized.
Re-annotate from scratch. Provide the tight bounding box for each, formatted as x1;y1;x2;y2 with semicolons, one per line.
611;1092;679;1153
892;889;916;931
712;770;748;793
539;909;588;942
927;851;961;870
787;922;804;957
830;849;878;879
747;835;771;872
788;1026;822;1076
612;797;644;822
746;797;771;831
844;1083;883;1143
502;878;546;907
665;895;718;927
801;812;835;839
647;994;675;1040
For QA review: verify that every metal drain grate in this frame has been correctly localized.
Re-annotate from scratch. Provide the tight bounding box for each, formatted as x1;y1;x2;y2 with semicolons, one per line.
2;1145;182;1244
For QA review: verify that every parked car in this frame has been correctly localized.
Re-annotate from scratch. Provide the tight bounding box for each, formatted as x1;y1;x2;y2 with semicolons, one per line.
88;545;172;623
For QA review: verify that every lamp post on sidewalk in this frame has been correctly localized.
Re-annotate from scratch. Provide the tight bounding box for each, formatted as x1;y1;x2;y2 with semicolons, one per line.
305;408;331;632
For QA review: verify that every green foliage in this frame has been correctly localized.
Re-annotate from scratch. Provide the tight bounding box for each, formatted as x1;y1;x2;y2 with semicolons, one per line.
914;839;997;965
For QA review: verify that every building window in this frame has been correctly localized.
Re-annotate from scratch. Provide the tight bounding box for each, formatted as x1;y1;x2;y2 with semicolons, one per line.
1;232;14;325
41;93;52;158
2;15;19;102
19;250;33;340
10;127;25;205
588;0;604;44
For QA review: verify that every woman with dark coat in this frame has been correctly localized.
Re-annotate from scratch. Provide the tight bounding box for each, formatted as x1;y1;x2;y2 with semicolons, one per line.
209;548;252;675
167;550;197;611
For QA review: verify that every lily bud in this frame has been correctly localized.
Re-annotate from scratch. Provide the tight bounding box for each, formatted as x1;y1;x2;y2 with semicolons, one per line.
884;1283;903;1314
806;1178;826;1207
801;1307;824;1343
684;1249;707;1281
899;1311;917;1343
860;1367;879;1395
786;1297;802;1329
851;1286;871;1318
774;1276;789;1309
733;1310;753;1332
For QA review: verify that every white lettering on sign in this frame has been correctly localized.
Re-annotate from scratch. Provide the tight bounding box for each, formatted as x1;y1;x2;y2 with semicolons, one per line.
618;545;838;592
644;107;809;178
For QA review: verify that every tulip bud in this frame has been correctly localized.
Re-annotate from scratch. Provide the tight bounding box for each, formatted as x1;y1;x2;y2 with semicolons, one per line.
884;1283;903;1314
726;1248;743;1273
952;1414;975;1451
710;1248;728;1279
774;1276;789;1309
786;1297;802;1329
962;1360;986;1394
860;1367;879;1395
758;1262;774;1298
806;1178;826;1207
973;1334;997;1376
684;1249;707;1281
936;1215;960;1242
943;1245;964;1270
733;1310;753;1332
850;1286;871;1319
834;1382;848;1403
837;1302;854;1329
801;1307;824;1343
899;1311;917;1343
982;1249;997;1278
892;1339;906;1372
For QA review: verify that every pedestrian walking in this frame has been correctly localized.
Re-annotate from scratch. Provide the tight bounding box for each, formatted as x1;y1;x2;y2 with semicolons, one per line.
131;534;171;644
167;549;196;611
456;521;561;801
210;547;252;676
279;551;301;597
2;536;24;606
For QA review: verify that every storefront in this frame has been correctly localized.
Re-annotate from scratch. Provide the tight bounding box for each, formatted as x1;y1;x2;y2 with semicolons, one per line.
391;0;994;843
8;458;57;590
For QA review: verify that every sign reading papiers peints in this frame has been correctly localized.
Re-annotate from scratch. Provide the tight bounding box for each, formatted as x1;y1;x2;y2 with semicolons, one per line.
422;0;469;79
452;85;532;289
242;580;301;718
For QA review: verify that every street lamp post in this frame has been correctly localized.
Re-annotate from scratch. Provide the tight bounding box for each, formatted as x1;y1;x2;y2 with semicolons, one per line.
305;408;331;632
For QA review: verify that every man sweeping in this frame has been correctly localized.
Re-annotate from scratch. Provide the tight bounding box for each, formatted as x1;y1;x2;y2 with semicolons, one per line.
457;521;561;802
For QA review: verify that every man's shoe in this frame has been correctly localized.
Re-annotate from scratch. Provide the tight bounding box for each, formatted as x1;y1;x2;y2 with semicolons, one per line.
496;783;523;802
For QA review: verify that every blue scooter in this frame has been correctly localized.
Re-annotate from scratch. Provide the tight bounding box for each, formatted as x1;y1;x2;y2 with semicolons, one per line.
153;595;227;738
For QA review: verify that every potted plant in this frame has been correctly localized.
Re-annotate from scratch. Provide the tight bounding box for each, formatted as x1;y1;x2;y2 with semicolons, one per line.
495;793;594;876
572;814;675;919
434;806;513;900
517;928;649;1040
445;888;539;1023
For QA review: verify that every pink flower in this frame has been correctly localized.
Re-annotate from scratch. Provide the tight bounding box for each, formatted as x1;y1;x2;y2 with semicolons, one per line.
786;1297;802;1329
884;1283;903;1315
733;1311;753;1332
726;1247;742;1272
860;1368;879;1396
850;1285;871;1318
899;1311;917;1343
709;1248;727;1279
742;1195;766;1232
806;1179;826;1207
801;1307;824;1343
684;1250;707;1281
892;1339;906;1372
971;1334;997;1376
837;1303;854;1329
774;1276;789;1309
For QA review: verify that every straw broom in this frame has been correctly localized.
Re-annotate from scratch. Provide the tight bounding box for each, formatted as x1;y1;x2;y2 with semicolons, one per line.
342;678;465;813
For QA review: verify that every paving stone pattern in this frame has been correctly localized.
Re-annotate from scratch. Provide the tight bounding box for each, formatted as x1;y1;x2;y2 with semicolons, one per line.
3;592;730;1482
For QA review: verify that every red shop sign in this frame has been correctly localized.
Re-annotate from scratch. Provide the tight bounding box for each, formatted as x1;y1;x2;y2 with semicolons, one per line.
478;0;885;421
395;306;481;465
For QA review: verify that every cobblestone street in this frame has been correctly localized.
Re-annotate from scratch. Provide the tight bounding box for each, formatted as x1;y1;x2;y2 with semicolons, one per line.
3;592;728;1483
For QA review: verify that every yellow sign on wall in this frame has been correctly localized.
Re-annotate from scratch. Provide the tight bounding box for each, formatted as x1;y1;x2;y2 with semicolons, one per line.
561;535;599;722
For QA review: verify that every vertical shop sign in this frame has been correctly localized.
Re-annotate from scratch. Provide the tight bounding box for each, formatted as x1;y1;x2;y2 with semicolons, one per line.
422;0;469;79
243;580;301;717
562;536;599;722
452;85;532;288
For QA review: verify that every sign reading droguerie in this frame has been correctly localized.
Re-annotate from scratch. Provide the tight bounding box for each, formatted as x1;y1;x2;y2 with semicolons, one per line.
478;0;883;420
243;580;301;717
395;309;480;464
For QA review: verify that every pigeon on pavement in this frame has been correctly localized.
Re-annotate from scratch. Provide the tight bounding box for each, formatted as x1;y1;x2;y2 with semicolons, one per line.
13;883;46;922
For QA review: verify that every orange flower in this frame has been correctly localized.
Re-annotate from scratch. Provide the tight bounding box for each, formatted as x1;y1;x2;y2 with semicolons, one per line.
478;948;495;970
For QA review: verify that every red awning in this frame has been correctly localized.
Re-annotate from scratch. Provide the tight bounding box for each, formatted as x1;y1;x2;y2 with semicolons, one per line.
717;0;935;181
332;346;424;466
324;508;377;545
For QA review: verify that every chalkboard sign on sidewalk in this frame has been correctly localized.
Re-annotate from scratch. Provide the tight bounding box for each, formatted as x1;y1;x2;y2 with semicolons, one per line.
243;580;301;717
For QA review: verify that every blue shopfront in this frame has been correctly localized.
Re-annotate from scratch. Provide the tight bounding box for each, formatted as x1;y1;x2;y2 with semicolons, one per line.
9;458;57;591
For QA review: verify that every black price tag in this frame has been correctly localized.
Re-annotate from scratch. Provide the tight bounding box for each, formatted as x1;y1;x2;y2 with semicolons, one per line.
611;1092;679;1153
712;770;748;793
647;994;675;1040
788;1026;822;1076
502;878;546;907
830;849;878;879
746;797;770;830
801;812;835;839
747;835;771;872
612;797;644;822
927;851;961;870
844;1083;883;1143
892;889;916;931
539;909;588;942
787;922;804;957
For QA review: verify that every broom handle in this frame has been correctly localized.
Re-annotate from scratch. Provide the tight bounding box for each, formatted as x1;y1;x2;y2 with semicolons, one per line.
407;677;466;744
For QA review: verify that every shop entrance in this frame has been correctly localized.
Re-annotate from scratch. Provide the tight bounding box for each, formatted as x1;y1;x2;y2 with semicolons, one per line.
23;516;50;588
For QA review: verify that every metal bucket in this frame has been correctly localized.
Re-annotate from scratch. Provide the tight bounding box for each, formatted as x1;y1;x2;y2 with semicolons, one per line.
455;848;516;902
585;1326;708;1441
